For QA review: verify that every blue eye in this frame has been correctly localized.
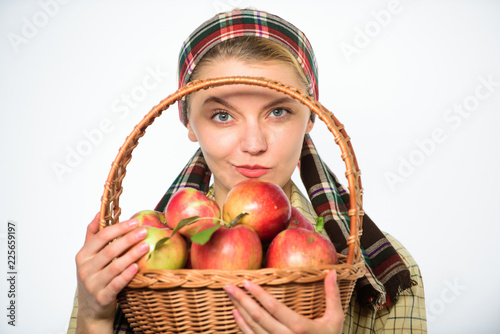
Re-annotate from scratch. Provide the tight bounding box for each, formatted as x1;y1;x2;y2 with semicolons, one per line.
212;112;233;122
270;108;289;118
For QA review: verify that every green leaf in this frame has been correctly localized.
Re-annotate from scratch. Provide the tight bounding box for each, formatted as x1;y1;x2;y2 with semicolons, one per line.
190;224;222;245
173;216;203;234
315;216;325;233
148;216;203;261
149;236;170;260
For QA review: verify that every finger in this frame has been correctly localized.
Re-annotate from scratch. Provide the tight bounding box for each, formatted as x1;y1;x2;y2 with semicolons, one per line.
82;238;149;302
232;308;256;334
225;283;290;334
76;213;101;267
98;240;149;287
84;212;100;244
82;218;141;257
322;270;344;324
241;280;304;327
225;285;269;334
83;226;147;276
76;223;147;294
94;242;149;306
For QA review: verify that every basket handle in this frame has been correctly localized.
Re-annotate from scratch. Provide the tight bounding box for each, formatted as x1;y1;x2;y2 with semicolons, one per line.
99;76;364;265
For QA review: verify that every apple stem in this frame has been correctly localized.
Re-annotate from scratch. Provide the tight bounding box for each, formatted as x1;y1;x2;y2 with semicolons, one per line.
227;212;248;228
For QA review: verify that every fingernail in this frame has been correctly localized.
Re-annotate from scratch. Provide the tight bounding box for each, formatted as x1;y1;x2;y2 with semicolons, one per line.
243;280;251;289
128;219;139;227
224;285;234;297
137;242;149;253
232;308;241;320
127;263;139;275
135;228;147;239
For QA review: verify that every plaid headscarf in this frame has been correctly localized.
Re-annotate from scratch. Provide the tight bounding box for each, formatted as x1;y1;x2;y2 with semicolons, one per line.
177;8;319;125
155;134;416;309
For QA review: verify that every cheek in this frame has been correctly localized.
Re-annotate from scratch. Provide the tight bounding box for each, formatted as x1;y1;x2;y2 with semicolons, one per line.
268;125;305;161
197;129;238;160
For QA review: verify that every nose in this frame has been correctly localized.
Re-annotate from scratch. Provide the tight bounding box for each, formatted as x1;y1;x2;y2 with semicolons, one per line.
240;120;267;155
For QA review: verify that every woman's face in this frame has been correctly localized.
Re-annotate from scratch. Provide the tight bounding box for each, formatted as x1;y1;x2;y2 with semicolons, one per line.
187;58;314;206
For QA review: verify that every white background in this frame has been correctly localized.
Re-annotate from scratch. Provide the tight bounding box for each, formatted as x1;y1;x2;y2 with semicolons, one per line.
1;0;499;333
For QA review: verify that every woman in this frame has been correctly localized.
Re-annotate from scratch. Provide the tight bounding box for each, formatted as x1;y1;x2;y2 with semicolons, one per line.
71;9;426;334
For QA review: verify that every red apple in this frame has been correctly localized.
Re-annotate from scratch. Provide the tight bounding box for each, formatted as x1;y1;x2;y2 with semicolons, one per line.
165;187;221;238
222;179;291;241
136;227;188;270
190;224;262;270
130;210;167;229
287;207;315;231
265;228;338;269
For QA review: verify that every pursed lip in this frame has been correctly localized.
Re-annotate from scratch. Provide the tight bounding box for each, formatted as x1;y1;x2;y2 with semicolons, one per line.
234;164;270;178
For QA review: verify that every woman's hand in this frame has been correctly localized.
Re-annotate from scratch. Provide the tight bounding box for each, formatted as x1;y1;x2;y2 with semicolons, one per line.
75;213;149;333
223;270;344;334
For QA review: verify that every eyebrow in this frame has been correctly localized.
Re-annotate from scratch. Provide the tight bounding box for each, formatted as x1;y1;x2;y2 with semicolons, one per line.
202;96;298;110
262;97;298;110
202;96;236;109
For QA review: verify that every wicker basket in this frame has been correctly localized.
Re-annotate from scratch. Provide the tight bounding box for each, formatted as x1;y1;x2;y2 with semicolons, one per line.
99;76;366;333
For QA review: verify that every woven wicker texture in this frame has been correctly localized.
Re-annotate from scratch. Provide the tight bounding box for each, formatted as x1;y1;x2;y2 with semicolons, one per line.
100;77;366;333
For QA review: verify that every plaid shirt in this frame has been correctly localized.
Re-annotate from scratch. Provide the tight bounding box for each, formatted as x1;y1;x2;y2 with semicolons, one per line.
68;183;426;333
